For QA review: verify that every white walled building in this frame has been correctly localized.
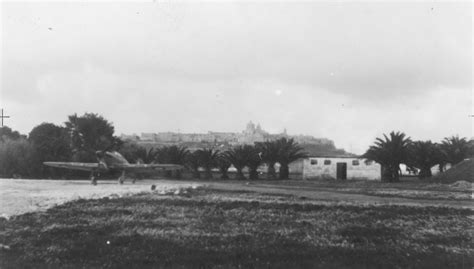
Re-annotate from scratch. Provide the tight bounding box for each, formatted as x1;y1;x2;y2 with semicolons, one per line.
302;156;381;180
430;163;452;176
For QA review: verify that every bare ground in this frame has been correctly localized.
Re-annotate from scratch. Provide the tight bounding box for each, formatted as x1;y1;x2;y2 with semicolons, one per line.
1;178;472;219
0;179;201;218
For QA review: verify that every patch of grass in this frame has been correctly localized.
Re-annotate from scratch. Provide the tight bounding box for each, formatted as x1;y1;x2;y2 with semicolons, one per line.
254;179;471;201
353;189;472;201
0;188;472;268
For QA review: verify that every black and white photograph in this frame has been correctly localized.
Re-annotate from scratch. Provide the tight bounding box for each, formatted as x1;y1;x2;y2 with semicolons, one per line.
0;0;472;268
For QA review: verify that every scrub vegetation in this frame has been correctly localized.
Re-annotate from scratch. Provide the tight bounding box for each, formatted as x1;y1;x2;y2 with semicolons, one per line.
0;188;472;269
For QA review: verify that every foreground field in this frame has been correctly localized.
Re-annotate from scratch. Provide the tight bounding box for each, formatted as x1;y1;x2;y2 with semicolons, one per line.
0;188;472;269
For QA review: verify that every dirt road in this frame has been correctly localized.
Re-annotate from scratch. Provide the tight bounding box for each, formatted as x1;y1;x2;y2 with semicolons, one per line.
0;179;201;218
1;178;471;218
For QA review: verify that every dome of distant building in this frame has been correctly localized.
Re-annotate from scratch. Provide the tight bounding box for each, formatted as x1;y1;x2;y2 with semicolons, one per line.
136;121;335;147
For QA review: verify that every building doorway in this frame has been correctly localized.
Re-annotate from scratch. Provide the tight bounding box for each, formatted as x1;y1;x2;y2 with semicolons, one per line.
336;163;347;180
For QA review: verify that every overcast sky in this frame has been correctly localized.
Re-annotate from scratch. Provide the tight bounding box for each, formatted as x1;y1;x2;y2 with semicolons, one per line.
1;1;472;154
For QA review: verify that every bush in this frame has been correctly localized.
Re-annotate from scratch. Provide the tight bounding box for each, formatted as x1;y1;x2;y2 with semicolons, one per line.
0;138;38;178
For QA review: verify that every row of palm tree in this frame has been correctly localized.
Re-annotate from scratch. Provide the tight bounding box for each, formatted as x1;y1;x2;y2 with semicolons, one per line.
363;132;473;182
121;138;308;180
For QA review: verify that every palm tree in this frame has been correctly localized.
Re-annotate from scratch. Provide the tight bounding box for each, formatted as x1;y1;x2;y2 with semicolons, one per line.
246;145;263;180
196;148;219;179
185;151;201;179
408;141;441;179
119;146;157;180
135;147;157;164
256;141;280;179
441;136;472;166
156;145;189;178
225;145;251;180
155;145;189;164
363;131;411;182
216;152;232;179
275;138;307;180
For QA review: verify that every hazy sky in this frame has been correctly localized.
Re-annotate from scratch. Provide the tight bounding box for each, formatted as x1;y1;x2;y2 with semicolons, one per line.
1;1;472;154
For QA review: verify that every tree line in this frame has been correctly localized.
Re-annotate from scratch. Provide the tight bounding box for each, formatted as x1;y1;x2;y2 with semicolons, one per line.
120;138;307;180
363;131;474;182
0;113;118;178
1;113;472;181
0;113;307;180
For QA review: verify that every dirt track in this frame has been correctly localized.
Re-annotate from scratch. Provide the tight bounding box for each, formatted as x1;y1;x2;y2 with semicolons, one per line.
0;179;201;218
1;178;472;218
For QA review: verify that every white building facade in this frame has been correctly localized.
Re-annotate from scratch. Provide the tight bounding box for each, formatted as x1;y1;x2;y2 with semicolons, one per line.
302;156;381;180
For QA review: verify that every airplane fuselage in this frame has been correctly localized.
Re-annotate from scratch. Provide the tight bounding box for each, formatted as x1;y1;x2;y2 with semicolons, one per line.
43;150;184;185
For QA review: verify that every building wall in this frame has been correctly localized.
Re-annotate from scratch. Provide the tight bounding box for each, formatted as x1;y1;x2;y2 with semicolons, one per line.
302;157;381;180
288;159;304;173
140;133;156;141
430;163;452;176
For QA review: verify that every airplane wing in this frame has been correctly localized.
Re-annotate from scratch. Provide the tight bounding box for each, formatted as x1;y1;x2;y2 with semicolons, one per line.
114;163;184;172
43;162;100;172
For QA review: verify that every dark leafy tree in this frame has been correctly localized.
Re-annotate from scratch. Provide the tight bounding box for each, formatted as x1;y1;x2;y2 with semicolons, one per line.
275;138;308;180
196;148;219;179
28;123;72;178
225;145;251;180
363;131;411;182
440;136;472;166
216;152;232;179
407;141;441;179
469;140;474;157
0;138;36;178
65;113;121;162
0;126;22;142
256;141;280;179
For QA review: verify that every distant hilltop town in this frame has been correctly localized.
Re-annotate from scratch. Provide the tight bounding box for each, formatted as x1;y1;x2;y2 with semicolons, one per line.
121;121;335;148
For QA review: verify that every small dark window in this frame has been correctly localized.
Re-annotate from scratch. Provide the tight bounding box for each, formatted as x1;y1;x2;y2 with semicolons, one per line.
365;160;373;165
324;160;331;165
310;159;318;165
352;160;360;166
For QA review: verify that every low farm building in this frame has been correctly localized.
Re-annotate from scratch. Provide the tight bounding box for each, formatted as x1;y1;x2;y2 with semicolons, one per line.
302;156;381;180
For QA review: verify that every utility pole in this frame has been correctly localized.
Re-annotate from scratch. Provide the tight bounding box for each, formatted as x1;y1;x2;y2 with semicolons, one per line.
0;109;10;127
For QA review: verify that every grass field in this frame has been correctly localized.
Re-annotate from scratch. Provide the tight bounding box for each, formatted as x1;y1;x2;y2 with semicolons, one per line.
0;187;472;269
252;178;472;201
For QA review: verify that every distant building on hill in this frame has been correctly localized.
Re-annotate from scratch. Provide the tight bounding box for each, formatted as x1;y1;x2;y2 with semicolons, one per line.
120;133;140;141
121;121;343;152
237;121;268;144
